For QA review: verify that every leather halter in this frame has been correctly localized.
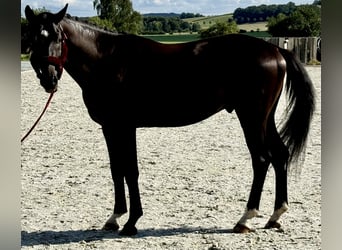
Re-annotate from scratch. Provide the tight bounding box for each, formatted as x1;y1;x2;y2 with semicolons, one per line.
46;26;68;79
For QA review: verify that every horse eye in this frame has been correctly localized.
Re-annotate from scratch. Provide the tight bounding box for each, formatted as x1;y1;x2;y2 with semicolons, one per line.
41;30;49;38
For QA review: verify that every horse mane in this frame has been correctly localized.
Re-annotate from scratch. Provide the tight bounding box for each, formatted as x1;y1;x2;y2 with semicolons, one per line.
63;15;122;38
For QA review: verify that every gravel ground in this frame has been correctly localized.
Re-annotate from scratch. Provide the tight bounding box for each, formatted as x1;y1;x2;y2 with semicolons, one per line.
21;66;321;249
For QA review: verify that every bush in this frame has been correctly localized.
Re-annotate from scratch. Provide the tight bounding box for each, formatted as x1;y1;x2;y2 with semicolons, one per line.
199;21;239;39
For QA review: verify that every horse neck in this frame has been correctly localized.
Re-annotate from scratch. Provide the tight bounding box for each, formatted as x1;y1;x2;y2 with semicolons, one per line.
60;19;101;59
59;19;109;87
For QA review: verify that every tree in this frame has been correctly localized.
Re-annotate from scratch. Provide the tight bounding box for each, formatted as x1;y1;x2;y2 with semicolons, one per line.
267;13;290;36
93;0;142;34
267;5;321;37
142;16;192;34
88;16;115;31
191;23;201;33
199;21;239;39
288;5;321;36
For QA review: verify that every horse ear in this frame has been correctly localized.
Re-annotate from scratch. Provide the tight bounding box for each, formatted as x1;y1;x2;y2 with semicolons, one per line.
53;4;68;24
25;5;36;23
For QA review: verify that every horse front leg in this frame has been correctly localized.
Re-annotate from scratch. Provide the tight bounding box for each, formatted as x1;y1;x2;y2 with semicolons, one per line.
102;125;143;235
120;169;143;236
102;175;127;231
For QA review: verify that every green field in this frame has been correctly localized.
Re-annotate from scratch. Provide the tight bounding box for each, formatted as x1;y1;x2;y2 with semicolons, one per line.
238;22;268;32
184;14;233;29
184;15;267;32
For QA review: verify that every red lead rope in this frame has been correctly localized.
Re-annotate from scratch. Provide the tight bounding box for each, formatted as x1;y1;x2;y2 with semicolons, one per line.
21;91;55;143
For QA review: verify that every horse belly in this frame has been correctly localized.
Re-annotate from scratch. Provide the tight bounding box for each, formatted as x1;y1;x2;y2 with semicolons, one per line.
133;91;226;127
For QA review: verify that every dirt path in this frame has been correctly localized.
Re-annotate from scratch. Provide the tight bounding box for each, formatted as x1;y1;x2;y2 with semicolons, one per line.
21;66;321;249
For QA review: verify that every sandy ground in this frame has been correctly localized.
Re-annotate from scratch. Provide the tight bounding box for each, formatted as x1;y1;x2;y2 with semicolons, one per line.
21;65;321;249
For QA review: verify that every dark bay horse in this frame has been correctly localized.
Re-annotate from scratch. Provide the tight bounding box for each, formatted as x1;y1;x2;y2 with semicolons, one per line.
24;4;315;236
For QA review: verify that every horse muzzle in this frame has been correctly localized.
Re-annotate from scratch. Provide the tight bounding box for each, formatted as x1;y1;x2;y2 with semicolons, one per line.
39;65;59;93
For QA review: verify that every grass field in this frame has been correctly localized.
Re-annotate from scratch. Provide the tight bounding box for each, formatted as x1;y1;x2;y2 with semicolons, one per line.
238;22;268;32
184;15;268;32
184;14;233;29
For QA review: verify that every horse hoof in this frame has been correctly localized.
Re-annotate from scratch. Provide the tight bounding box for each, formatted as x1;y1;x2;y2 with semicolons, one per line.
233;223;255;233
102;222;119;231
264;221;281;229
119;225;138;236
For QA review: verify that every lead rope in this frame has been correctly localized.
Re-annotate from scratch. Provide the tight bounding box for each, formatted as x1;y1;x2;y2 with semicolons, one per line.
21;91;55;143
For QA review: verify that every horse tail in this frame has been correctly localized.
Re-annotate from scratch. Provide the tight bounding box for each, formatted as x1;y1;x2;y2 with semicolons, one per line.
278;48;315;165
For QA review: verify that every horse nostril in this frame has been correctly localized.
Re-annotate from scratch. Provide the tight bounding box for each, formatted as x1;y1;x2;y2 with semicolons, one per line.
48;65;59;83
53;75;58;86
48;65;56;74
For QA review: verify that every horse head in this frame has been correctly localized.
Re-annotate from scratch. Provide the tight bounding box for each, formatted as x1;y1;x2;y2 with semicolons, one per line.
25;4;69;93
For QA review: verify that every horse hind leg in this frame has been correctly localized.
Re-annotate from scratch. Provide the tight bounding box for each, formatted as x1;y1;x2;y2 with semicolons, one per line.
264;115;290;230
233;153;271;233
234;104;290;233
232;107;272;233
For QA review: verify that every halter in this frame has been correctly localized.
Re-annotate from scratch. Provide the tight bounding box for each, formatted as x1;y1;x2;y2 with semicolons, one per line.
46;25;68;79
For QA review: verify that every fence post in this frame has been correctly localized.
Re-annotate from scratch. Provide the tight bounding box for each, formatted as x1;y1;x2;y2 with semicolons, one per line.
283;37;289;49
261;37;319;64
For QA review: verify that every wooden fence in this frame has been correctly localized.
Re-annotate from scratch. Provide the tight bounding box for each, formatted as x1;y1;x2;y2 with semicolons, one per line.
261;37;321;64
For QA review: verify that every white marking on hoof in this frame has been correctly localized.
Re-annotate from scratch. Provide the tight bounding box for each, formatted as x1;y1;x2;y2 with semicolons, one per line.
269;202;288;223
237;208;259;228
106;213;124;228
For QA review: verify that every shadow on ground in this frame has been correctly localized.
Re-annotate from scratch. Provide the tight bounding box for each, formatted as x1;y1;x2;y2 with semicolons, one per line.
21;227;234;246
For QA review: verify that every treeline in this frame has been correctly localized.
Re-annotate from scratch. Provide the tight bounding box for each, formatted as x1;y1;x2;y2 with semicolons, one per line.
142;16;201;34
233;1;321;24
179;12;204;19
142;12;203;19
233;2;297;24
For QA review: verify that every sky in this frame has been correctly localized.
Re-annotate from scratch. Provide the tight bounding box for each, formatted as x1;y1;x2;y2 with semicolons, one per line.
21;0;315;17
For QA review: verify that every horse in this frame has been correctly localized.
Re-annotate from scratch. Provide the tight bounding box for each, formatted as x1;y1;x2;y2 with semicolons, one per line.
24;4;315;236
